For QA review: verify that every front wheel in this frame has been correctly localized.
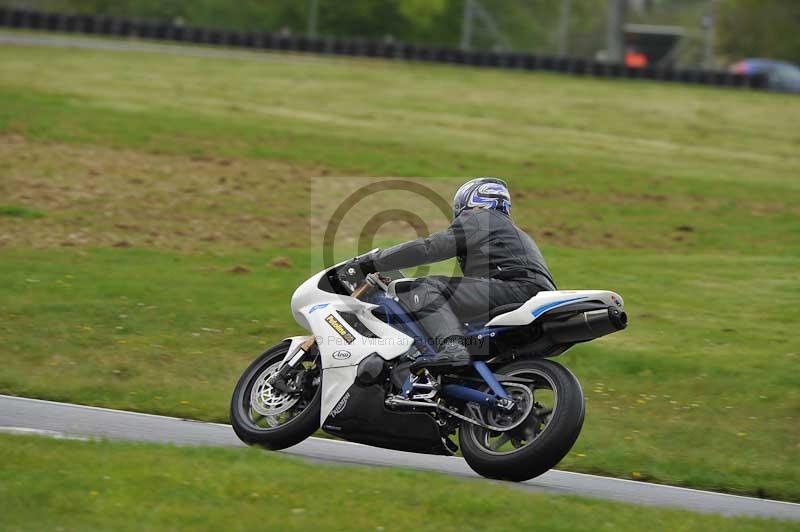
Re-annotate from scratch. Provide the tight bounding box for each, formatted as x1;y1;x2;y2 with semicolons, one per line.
459;358;585;482
230;341;322;450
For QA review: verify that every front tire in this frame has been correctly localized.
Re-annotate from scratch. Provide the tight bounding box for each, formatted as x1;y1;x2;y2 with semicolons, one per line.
230;341;321;450
459;358;585;482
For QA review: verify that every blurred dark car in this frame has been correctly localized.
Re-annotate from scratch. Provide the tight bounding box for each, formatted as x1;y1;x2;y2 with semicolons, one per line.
731;59;800;93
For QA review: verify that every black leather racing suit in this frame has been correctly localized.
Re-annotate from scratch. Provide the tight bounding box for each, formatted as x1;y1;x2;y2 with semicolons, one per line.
356;208;556;351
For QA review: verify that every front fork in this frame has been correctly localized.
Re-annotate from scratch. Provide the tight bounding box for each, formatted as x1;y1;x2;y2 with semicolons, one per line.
268;336;316;394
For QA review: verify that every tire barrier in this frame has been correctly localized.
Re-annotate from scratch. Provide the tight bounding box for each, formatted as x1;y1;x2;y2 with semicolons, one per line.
0;7;767;90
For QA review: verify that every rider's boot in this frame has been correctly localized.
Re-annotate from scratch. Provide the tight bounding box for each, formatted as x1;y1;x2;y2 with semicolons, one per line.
410;336;471;373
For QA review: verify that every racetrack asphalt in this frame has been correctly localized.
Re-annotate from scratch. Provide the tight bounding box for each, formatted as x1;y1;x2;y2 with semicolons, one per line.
1;395;798;521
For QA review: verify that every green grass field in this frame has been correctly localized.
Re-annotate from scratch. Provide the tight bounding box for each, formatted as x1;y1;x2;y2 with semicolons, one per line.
1;434;795;532
0;35;798;502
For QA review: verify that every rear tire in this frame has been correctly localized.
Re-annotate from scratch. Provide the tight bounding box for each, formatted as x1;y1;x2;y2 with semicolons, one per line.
459;358;584;482
230;341;321;450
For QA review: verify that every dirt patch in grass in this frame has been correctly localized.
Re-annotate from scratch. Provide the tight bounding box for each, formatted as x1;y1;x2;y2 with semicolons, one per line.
2;135;796;253
0;136;336;251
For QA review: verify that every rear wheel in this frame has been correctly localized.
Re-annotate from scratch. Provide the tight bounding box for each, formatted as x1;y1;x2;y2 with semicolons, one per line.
230;341;321;450
458;358;584;481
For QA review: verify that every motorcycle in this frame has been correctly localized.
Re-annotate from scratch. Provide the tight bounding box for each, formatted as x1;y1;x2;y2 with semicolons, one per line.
230;253;627;481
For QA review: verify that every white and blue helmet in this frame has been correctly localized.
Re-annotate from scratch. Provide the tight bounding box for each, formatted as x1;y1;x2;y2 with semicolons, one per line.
452;177;511;219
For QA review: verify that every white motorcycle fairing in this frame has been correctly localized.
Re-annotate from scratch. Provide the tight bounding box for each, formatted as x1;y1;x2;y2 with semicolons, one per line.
288;267;416;423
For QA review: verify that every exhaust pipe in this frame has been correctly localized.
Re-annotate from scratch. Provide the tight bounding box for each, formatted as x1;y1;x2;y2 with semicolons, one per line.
541;308;628;344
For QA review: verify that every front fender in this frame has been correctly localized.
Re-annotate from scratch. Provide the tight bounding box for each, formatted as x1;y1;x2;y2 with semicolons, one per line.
280;335;314;366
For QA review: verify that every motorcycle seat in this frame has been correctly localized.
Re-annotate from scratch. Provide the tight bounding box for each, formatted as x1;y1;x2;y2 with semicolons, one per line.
465;302;524;328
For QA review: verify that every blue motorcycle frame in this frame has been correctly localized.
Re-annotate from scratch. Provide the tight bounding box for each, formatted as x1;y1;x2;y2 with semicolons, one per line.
370;292;512;409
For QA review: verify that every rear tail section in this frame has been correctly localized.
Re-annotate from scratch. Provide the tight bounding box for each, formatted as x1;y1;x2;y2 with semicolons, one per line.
478;290;629;358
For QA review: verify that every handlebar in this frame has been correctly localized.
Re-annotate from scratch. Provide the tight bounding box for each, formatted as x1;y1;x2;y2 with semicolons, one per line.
350;281;372;299
339;272;390;300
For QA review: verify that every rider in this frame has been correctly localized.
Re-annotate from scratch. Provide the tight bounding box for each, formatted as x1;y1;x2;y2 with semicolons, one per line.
347;177;556;371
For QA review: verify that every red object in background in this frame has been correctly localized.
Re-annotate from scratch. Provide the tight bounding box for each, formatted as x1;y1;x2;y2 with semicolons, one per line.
732;62;748;75
625;50;649;68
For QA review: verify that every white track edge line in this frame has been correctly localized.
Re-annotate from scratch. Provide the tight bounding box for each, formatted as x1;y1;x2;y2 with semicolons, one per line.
0;426;89;441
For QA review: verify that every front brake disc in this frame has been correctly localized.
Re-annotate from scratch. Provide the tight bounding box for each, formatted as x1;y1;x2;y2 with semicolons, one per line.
250;362;301;416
